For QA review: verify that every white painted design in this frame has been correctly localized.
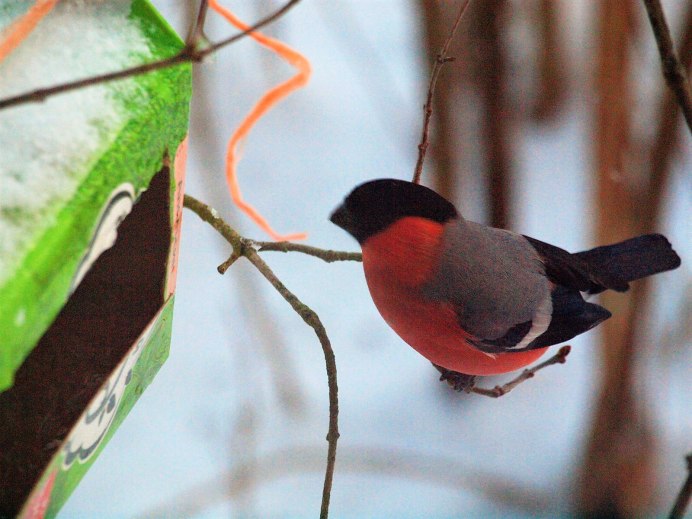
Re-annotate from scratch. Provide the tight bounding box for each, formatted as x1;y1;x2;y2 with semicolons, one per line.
70;183;135;293
61;315;156;469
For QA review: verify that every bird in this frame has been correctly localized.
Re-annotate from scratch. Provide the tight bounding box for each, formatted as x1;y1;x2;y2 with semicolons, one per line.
330;178;681;389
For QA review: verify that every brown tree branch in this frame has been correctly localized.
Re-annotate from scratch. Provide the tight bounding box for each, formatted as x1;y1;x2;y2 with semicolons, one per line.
417;0;465;200
669;454;692;519
255;240;362;263
412;0;471;185
640;0;692;230
0;0;303;111
642;0;692;132
438;346;571;397
470;346;571;398
182;194;339;519
187;0;210;46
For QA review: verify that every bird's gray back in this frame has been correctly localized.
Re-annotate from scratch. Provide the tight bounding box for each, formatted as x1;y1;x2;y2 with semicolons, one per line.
422;218;549;340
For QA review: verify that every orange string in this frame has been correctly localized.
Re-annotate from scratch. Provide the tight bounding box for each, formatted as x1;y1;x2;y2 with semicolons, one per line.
0;0;58;64
209;0;311;241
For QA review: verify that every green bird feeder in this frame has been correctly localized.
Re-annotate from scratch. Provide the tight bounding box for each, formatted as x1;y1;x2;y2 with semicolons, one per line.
0;1;191;516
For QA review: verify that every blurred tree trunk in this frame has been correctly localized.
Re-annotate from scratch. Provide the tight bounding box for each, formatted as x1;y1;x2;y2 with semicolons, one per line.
578;4;691;517
474;0;511;229
624;1;692;398
531;0;567;122
575;2;656;518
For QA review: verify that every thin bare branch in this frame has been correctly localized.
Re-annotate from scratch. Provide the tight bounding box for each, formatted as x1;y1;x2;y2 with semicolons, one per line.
470;346;571;398
217;251;241;274
669;454;692;519
242;249;339;519
187;0;210;47
182;194;339;519
418;0;465;199
412;0;471;185
255;241;362;262
641;0;692;230
642;0;692;132
436;346;571;397
0;0;302;111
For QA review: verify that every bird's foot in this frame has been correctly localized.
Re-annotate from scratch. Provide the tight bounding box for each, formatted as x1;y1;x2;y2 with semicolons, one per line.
433;364;477;393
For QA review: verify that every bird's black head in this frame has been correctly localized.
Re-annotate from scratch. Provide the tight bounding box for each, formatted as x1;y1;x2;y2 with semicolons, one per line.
330;178;458;244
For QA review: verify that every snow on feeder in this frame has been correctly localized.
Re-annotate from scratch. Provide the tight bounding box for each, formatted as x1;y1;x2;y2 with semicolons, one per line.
0;1;191;516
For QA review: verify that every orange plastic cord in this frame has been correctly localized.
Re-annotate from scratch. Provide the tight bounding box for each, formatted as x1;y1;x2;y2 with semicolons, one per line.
0;0;58;64
209;0;311;241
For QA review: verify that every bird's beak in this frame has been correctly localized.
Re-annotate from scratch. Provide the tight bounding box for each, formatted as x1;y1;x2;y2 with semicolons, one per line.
329;203;355;235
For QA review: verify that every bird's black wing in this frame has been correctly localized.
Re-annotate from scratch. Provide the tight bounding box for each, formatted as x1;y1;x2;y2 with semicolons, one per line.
470;286;611;353
474;234;676;353
523;286;611;350
477;321;533;350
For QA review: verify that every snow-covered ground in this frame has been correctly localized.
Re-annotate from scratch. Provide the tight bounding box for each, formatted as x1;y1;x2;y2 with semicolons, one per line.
62;1;690;517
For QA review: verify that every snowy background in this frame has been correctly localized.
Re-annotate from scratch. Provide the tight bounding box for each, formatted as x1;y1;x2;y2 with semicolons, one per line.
62;1;690;517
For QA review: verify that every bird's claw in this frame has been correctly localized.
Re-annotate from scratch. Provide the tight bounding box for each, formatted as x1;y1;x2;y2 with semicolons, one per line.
434;365;477;393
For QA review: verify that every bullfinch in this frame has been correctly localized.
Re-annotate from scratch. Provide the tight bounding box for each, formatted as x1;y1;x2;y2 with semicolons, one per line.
330;179;681;386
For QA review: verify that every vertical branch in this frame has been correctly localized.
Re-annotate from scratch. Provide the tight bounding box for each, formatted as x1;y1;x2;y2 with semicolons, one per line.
642;0;692;131
577;4;691;517
413;0;471;189
576;1;656;518
187;0;209;46
242;248;339;519
417;1;459;198
640;2;692;231
475;0;511;229
229;404;259;517
624;1;692;368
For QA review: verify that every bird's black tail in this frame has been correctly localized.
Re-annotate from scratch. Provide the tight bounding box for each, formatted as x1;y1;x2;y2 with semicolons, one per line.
576;234;681;294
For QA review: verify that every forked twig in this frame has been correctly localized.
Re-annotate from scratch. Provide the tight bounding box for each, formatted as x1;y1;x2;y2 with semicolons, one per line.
437;345;571;398
182;194;339;519
412;0;472;184
471;346;571;398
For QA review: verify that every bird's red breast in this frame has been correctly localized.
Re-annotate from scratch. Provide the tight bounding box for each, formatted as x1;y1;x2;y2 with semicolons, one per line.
361;216;547;376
